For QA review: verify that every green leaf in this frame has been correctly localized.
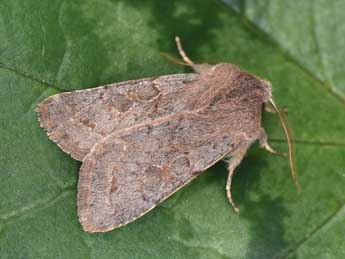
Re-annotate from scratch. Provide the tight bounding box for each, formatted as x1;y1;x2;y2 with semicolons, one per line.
1;1;344;258
223;0;345;101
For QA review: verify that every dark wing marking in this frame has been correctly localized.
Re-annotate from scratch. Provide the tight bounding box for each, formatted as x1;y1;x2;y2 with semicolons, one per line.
37;74;199;160
77;106;258;232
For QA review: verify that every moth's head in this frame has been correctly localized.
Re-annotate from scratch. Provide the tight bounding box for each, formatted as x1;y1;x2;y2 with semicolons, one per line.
205;63;272;102
259;79;272;103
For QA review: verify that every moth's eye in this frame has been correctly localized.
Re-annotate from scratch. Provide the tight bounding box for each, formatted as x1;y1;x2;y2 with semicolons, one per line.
259;79;272;99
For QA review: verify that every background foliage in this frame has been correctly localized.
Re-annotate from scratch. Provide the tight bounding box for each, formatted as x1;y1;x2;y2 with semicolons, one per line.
1;1;345;258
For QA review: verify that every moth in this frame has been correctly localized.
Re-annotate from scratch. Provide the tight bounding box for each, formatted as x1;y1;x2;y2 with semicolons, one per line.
37;37;298;233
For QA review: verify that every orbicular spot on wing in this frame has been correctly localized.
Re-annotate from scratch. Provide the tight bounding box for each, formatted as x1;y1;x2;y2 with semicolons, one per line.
144;165;162;175
168;156;191;181
107;93;133;112
135;83;160;101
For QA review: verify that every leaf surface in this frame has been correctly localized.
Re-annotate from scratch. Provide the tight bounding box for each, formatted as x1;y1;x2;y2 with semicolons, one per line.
1;1;345;258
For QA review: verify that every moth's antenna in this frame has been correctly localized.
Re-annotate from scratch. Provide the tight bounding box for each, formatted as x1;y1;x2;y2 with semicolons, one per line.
175;36;195;66
269;98;301;192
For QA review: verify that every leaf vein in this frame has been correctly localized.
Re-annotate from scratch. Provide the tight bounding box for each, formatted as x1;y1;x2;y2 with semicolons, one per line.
0;63;64;92
277;203;345;258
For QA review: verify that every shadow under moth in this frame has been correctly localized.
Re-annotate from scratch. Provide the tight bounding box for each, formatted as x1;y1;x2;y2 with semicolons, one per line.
37;37;299;233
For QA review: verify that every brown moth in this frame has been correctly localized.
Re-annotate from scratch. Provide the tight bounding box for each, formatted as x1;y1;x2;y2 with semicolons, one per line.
37;37;298;233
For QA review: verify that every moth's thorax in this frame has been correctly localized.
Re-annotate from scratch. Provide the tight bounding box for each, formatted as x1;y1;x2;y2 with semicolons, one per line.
194;63;272;108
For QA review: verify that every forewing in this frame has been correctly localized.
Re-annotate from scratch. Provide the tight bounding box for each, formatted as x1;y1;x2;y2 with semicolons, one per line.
37;74;199;160
77;111;242;232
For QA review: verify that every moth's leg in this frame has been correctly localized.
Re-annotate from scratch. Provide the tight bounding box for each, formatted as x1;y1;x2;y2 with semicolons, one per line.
160;52;189;66
265;103;288;114
225;143;249;213
175;36;212;73
259;129;287;157
175;36;195;65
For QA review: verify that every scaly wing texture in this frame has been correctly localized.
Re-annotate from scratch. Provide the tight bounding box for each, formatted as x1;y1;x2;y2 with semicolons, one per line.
78;104;261;232
37;74;199;161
